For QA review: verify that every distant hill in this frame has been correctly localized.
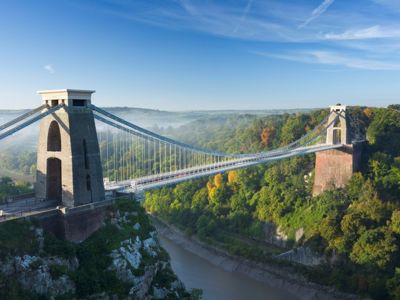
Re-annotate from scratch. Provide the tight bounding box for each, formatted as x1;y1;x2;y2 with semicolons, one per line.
102;107;313;128
0;106;313;151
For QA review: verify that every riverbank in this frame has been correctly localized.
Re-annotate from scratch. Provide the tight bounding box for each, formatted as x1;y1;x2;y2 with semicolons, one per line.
151;216;362;300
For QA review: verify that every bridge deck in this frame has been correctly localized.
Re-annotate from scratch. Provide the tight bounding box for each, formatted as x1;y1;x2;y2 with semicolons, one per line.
107;143;344;193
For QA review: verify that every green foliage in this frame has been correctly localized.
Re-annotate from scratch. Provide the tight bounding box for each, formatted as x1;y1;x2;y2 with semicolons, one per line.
367;108;400;156
144;107;400;299
49;264;68;279
43;233;76;259
0;198;188;299
74;198;160;297
391;210;400;234
151;265;177;289
0;149;36;175
75;225;127;297
350;228;398;269
190;288;204;300
0;219;39;259
30;259;43;270
0;176;32;204
386;268;400;299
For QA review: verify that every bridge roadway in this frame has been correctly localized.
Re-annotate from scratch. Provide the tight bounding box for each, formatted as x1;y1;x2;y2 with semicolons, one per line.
107;143;344;193
0;197;59;222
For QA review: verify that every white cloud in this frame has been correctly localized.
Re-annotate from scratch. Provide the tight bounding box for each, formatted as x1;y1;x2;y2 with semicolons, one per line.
76;0;400;70
372;0;400;11
299;0;335;28
323;25;400;40
255;50;400;70
88;1;310;42
233;0;255;34
44;64;55;74
308;51;400;70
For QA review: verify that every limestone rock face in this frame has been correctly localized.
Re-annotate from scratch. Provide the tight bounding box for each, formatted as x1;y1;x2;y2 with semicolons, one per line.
0;203;191;299
107;210;187;300
0;225;78;298
295;228;305;242
153;286;169;299
263;223;288;247
1;254;77;297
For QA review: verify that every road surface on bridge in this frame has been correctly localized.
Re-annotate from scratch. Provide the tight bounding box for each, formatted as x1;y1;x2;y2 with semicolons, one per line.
0;198;58;222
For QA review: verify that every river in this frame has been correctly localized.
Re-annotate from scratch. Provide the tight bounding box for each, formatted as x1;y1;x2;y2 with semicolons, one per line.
159;235;299;300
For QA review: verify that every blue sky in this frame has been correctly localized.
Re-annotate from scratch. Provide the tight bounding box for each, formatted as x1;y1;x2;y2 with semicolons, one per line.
0;0;400;110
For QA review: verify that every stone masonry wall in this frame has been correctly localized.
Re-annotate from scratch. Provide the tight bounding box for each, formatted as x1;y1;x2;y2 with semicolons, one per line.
313;146;356;196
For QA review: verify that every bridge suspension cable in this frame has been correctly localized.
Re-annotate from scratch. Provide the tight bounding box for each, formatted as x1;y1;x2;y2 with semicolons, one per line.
0;104;47;132
93;105;340;191
0;104;64;141
92;104;338;158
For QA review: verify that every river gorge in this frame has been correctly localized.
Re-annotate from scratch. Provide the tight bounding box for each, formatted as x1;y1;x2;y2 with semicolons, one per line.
159;234;298;300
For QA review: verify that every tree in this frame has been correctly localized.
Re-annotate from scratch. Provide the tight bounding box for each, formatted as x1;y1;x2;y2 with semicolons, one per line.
190;288;203;300
0;177;13;186
280;114;309;145
363;107;374;119
227;170;238;185
191;188;208;210
213;174;223;188
386;268;400;299
196;215;216;238
340;212;367;252
260;127;275;147
350;228;398;269
350;180;390;225
345;173;364;200
391;210;400;234
367;109;400;156
319;216;340;243
388;104;400;111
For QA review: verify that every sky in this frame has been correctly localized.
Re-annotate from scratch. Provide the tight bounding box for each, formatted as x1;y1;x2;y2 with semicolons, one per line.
0;0;400;110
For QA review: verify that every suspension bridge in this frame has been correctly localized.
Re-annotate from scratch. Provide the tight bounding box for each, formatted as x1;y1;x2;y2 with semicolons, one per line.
0;89;364;240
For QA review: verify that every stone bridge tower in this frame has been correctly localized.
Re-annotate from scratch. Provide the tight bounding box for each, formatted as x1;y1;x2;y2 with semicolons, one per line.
35;90;106;242
36;89;105;207
313;105;363;196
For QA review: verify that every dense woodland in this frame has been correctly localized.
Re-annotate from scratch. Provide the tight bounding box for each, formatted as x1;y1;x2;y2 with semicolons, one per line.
0;150;36;176
0;177;32;204
144;106;400;299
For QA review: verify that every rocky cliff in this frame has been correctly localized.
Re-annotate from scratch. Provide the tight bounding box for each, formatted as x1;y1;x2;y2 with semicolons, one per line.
0;199;198;299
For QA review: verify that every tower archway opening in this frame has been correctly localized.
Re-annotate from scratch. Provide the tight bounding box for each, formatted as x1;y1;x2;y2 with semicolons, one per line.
46;158;62;203
47;121;61;151
333;129;342;144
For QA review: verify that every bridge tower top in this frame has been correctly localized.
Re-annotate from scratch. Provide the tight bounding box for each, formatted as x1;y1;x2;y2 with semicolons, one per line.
326;104;350;145
37;89;95;108
330;104;346;113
